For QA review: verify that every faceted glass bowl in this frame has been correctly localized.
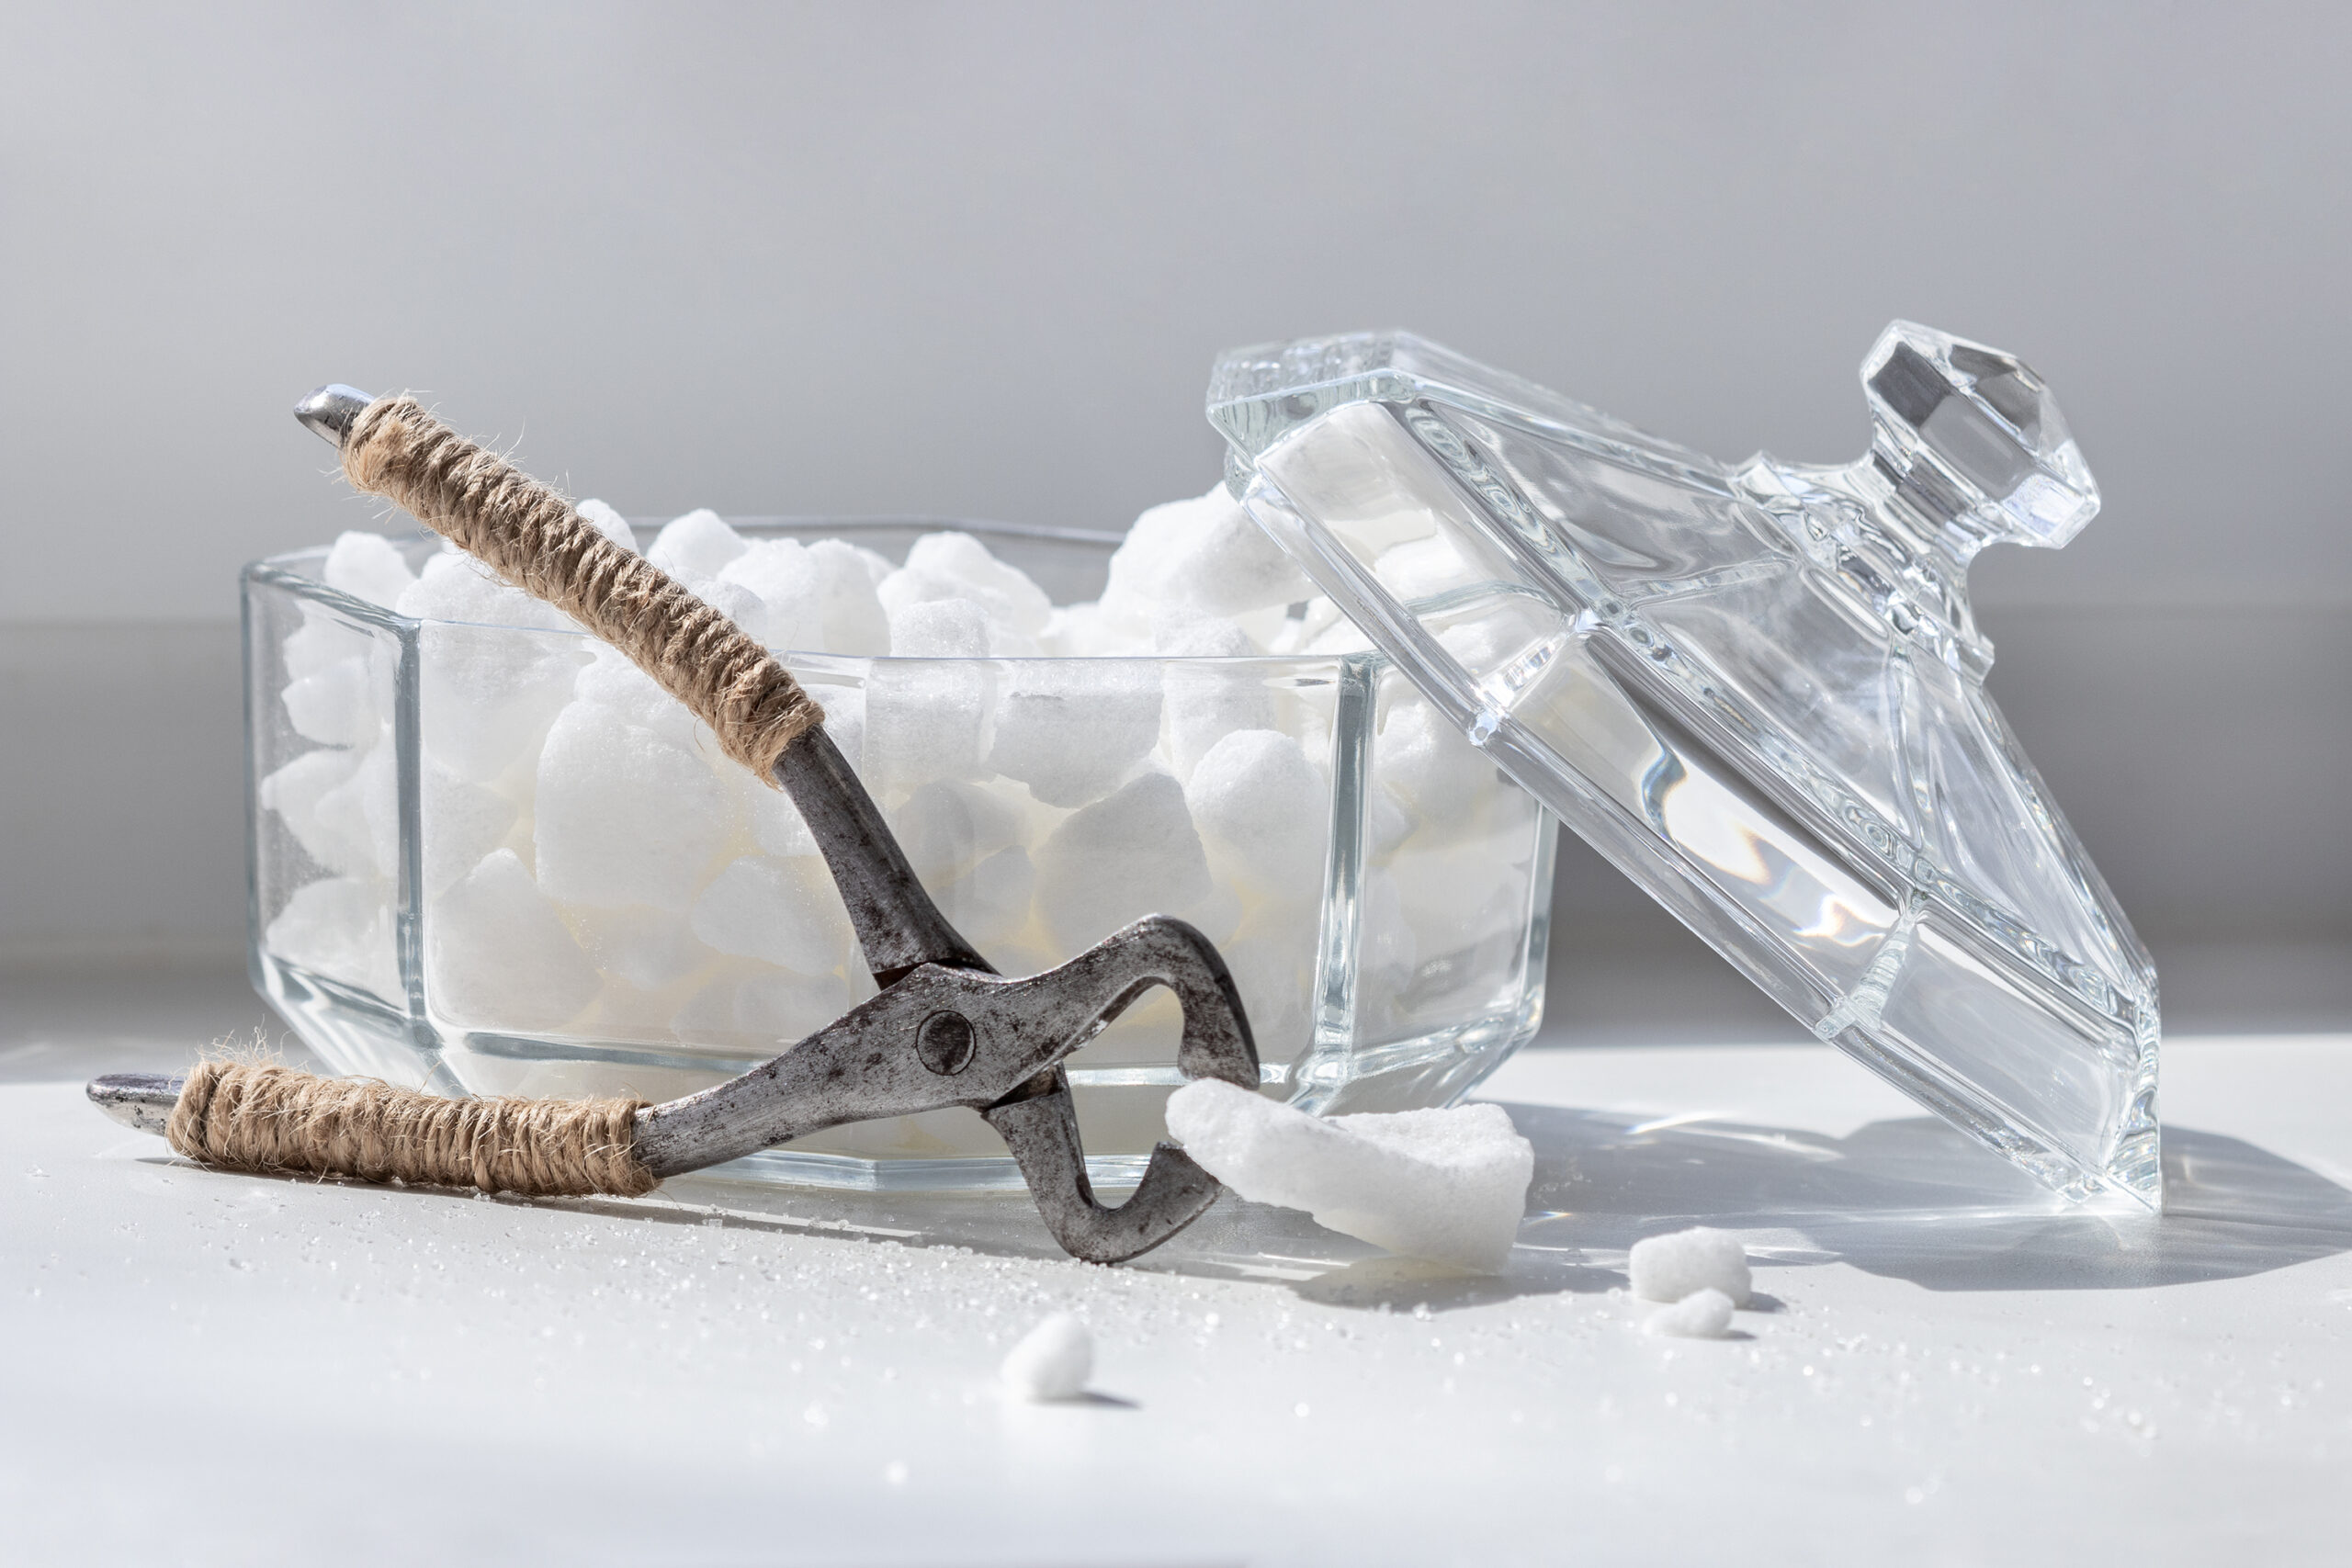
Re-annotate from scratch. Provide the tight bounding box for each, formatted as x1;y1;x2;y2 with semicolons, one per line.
244;520;1556;1190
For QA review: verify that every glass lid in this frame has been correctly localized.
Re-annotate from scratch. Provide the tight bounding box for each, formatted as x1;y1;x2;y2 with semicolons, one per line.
1208;322;2159;1209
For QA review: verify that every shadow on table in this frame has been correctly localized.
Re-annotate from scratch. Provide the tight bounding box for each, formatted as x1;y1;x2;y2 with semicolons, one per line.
128;1094;2352;1309
1507;1102;2352;1292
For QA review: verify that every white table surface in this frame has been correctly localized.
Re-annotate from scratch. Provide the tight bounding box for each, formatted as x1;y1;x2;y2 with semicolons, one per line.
4;1005;2348;1566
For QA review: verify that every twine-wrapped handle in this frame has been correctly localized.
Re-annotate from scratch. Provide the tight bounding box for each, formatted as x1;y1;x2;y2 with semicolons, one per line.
341;394;821;778
164;1061;658;1198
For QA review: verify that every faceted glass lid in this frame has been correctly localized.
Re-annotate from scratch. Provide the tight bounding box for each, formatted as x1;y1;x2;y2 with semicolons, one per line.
1208;323;2160;1208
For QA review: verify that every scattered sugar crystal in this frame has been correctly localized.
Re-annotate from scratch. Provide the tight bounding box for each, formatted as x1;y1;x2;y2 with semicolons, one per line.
888;595;991;659
989;662;1162;807
1164;1080;1532;1273
1184;728;1325;897
573;498;637;553
1000;1313;1092;1402
1032;772;1211;950
1628;1227;1752;1306
322;531;417;609
647;508;748;579
689;855;853;976
535;700;735;910
1644;1288;1736;1339
426;850;600;1032
265;876;396;997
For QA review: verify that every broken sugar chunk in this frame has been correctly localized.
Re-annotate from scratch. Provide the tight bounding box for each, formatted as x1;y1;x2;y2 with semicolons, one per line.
1000;1312;1093;1402
1163;1079;1532;1273
1644;1287;1736;1339
1628;1226;1752;1306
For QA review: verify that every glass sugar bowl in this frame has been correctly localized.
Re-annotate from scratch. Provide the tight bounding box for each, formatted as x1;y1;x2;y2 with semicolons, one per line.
244;518;1556;1190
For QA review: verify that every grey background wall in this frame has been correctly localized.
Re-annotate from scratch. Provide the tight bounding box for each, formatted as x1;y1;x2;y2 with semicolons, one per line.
5;3;2346;1033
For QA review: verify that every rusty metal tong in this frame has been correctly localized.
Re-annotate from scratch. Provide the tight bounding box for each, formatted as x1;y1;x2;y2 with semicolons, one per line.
87;386;1260;1264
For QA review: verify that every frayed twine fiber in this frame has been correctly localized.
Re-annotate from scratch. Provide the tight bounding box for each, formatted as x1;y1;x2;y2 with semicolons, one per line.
341;393;820;779
165;1061;658;1198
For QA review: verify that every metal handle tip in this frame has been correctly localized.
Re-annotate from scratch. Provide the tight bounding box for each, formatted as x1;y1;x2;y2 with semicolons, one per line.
295;385;375;447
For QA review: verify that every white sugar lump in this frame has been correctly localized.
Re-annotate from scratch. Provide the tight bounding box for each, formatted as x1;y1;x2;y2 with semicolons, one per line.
1373;534;1481;602
282;655;387;748
1164;1080;1533;1272
572;904;715;994
260;748;370;875
888;780;1023;885
1032;772;1212;950
673;966;864;1050
1628;1227;1752;1307
265;876;397;997
862;662;993;794
425;850;599;1032
721;537;890;656
418;762;518;897
1103;485;1310;620
1000;1313;1093;1403
1376;699;1496;824
933;845;1035;952
1159;618;1279;779
1645;1288;1736;1339
689;855;852;976
308;742;396;881
989;662;1163;807
648;508;748;579
573;498;637;553
397;547;580;633
1184;729;1325;897
282;604;377;682
574;644;702;749
901;531;1053;639
888;596;991;659
535;701;735;911
322;530;417;609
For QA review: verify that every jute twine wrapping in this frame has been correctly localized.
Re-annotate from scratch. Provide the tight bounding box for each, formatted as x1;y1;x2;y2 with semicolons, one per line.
341;393;821;778
165;1061;658;1198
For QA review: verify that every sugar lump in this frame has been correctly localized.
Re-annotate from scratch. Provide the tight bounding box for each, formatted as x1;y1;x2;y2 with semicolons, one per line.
1000;1312;1093;1402
1164;1079;1533;1273
1628;1226;1752;1307
1644;1287;1736;1339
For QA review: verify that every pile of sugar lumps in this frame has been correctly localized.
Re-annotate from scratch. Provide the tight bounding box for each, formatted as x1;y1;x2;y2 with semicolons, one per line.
259;484;1546;1116
1165;1079;1534;1273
